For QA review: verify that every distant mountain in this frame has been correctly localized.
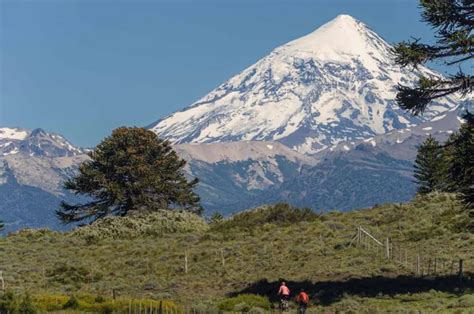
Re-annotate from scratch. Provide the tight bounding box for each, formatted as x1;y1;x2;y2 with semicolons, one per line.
269;103;471;211
149;15;457;154
0;127;84;158
175;141;316;214
0;128;87;233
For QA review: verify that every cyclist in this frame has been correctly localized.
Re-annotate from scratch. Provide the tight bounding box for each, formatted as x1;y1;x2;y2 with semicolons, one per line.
278;281;290;310
296;288;309;314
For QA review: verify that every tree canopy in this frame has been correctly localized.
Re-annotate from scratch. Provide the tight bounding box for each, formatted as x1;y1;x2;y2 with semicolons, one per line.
393;0;473;114
414;135;447;194
445;112;474;207
57;127;201;224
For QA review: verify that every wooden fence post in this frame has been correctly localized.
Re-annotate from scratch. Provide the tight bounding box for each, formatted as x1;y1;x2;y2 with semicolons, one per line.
416;254;420;276
0;270;4;290
385;238;390;259
428;259;432;276
458;259;464;279
357;227;361;246
271;241;275;264
404;250;407;268
220;248;225;268
184;249;188;274
434;258;437;275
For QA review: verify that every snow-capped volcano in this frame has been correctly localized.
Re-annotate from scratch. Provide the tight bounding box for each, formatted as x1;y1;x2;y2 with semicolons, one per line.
149;14;457;154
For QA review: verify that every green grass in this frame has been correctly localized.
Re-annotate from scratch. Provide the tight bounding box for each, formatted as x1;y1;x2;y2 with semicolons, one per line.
0;193;472;312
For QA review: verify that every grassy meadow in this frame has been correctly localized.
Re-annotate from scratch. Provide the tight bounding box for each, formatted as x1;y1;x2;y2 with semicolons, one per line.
0;193;473;313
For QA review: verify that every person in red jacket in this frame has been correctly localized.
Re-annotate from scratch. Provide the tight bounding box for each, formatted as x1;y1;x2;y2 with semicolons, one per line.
296;288;309;313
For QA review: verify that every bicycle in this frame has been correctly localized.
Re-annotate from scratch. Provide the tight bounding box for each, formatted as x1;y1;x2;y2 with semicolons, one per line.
297;302;307;314
279;297;289;311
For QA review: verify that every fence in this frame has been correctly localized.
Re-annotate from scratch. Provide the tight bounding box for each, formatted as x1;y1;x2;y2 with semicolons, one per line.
349;226;466;278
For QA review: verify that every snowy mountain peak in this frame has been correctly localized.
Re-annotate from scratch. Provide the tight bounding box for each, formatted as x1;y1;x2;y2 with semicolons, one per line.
0;127;84;157
0;128;29;141
280;14;389;68
149;15;457;154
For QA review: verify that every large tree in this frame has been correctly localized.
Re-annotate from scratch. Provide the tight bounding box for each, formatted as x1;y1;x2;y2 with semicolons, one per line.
445;112;474;207
0;219;3;232
393;0;473;115
57;127;201;224
414;135;447;194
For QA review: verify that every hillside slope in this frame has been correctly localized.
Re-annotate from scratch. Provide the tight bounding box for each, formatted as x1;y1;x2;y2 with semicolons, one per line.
1;193;472;312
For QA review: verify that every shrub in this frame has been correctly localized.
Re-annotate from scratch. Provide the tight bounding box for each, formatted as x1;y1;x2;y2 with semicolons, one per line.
190;302;219;314
335;297;361;312
0;291;18;313
218;294;271;312
72;210;208;241
209;212;224;225
33;294;69;311
19;294;37;314
63;295;80;309
46;264;96;286
213;203;318;231
449;294;474;308
248;307;266;314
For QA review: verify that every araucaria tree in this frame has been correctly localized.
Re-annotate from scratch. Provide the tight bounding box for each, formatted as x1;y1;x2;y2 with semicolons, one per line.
57;127;202;224
445;112;474;207
393;0;473;115
395;0;473;212
414;135;447;194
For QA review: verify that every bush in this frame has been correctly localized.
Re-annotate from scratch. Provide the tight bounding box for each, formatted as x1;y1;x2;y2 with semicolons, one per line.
449;294;474;308
209;212;224;225
218;294;271;312
0;291;18;313
63;295;80;309
46;264;97;286
32;294;179;313
248;307;266;314
213;203;318;231
32;294;69;311
335;297;361;312
72;210;208;241
190;302;219;314
19;294;37;314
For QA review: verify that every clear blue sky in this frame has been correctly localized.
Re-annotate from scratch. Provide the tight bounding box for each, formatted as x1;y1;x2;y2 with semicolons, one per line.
1;0;443;147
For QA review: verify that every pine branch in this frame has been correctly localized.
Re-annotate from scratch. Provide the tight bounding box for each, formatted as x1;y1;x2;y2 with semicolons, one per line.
396;70;473;115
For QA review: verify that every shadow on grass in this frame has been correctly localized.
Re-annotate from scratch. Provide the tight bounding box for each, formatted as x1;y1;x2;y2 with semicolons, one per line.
229;274;474;305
